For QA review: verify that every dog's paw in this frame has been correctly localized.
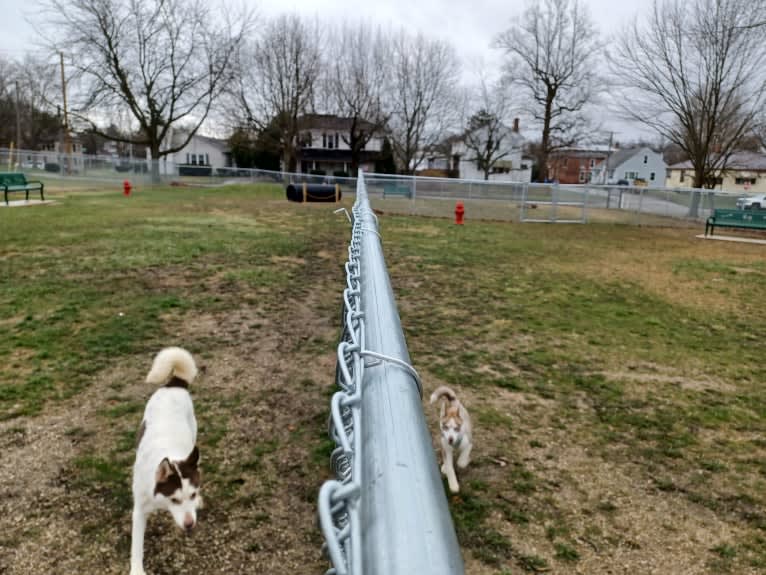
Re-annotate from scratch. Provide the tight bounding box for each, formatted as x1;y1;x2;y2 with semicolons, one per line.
129;567;147;575
440;464;447;476
448;480;460;494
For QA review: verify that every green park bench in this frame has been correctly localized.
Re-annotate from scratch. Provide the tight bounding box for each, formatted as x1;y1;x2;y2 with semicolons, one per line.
0;172;45;205
705;208;766;236
382;182;412;199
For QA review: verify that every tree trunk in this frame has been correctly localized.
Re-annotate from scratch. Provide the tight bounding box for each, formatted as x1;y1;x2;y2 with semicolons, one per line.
539;89;555;182
150;142;161;184
693;165;705;189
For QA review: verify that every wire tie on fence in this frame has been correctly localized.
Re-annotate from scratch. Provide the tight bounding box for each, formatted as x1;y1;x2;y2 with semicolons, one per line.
359;226;381;239
334;207;352;223
359;350;422;396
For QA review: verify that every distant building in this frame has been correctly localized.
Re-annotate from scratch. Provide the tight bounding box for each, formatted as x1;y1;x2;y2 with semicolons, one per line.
665;151;766;192
421;118;531;182
590;146;667;185
547;148;609;184
296;114;384;175
159;132;232;176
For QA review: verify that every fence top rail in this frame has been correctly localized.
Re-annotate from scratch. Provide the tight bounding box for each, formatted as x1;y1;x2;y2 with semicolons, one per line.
364;170;749;197
318;170;464;575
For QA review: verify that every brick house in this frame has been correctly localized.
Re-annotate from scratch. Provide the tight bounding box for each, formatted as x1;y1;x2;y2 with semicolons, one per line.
547;148;609;184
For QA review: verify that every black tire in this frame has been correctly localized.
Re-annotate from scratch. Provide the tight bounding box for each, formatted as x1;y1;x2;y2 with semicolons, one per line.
752;203;761;210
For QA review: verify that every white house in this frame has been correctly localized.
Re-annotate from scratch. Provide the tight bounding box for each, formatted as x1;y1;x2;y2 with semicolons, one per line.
423;119;531;182
296;114;385;175
590;146;666;186
158;131;232;176
665;151;766;192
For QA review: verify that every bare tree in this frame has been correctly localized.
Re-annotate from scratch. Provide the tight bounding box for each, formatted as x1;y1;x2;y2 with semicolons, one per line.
326;23;391;174
228;13;322;172
388;31;460;174
610;0;766;188
461;79;518;180
0;54;61;149
495;0;601;182
41;0;250;176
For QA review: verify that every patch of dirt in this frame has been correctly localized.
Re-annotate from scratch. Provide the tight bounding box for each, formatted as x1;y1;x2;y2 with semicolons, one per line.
0;254;340;574
598;368;735;393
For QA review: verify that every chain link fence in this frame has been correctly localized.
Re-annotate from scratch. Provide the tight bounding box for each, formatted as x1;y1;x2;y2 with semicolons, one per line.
1;146;747;226
318;171;464;575
361;172;744;226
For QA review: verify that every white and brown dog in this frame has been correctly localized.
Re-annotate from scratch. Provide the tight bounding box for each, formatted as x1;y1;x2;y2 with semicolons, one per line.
130;347;202;575
430;385;473;493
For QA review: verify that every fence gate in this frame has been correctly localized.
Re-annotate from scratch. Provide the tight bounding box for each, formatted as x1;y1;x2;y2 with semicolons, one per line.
520;182;588;223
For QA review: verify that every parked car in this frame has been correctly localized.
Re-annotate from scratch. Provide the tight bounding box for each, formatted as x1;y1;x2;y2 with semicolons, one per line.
615;179;630;186
736;193;766;210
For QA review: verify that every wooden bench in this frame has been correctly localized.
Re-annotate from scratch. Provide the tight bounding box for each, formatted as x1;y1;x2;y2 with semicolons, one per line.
705;208;766;236
382;182;412;199
0;172;45;205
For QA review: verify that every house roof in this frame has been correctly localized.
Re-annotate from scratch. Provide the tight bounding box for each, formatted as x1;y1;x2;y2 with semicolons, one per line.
169;132;228;152
298;114;377;132
607;147;642;168
668;151;766;171
193;134;228;151
431;123;524;157
598;147;663;170
550;148;609;159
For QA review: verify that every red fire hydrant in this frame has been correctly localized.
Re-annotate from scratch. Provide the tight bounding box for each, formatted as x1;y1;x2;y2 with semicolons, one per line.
455;201;465;225
123;180;132;197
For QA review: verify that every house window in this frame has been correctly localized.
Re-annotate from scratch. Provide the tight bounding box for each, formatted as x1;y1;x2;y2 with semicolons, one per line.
205;154;209;166
650;172;655;181
186;153;190;164
735;177;757;185
579;170;586;183
625;171;638;180
322;133;327;148
589;159;595;168
335;133;339;149
680;170;685;182
644;155;648;164
563;159;568;168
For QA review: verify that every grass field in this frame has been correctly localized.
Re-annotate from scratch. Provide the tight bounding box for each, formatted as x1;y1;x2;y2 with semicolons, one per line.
0;184;764;574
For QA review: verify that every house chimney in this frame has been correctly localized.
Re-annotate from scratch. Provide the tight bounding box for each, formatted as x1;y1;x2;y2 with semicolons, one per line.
513;118;520;133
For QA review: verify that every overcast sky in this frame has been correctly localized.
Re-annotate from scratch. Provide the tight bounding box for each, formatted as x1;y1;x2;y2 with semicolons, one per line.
0;0;652;141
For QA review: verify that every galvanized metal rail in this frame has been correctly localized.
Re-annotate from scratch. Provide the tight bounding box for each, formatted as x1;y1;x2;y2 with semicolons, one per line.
318;170;464;575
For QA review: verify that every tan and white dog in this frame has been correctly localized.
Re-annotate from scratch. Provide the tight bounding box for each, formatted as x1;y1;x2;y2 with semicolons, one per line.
130;347;202;575
430;385;473;493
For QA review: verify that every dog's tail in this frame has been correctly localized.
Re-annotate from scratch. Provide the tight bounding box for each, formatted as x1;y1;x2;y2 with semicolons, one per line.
430;385;457;405
146;347;198;386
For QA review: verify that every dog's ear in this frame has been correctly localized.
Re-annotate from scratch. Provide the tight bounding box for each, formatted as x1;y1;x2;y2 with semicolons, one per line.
155;458;175;484
185;446;200;468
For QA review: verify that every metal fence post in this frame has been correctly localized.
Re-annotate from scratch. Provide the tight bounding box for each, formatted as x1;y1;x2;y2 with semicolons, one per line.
318;170;464;575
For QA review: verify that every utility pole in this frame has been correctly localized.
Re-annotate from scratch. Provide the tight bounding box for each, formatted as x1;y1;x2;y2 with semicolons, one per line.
59;52;72;173
604;131;613;184
14;80;22;152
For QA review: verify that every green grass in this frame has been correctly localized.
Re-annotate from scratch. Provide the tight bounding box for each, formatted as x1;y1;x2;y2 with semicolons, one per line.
382;215;766;571
2;184;766;573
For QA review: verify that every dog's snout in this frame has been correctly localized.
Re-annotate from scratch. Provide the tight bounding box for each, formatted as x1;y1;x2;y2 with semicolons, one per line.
448;437;454;445
183;515;195;531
